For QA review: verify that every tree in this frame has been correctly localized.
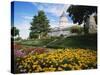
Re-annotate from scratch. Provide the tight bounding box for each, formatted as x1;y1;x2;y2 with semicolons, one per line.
29;32;38;39
70;26;83;34
30;10;50;39
11;26;19;37
67;5;97;34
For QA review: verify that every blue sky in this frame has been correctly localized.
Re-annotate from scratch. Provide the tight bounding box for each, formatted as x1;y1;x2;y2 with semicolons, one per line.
12;1;74;39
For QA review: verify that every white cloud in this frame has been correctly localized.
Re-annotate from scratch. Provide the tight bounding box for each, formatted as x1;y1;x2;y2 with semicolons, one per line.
15;22;31;39
32;3;70;17
22;15;33;20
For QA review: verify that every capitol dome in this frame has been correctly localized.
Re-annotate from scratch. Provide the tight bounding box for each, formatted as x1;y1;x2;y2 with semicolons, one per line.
59;11;68;28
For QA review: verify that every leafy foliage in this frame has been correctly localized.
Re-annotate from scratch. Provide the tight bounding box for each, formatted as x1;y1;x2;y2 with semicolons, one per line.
70;26;83;34
30;10;50;39
67;5;97;25
67;5;97;34
11;26;19;37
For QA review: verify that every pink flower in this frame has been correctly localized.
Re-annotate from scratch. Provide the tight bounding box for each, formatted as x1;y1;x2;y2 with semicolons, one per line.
14;50;26;57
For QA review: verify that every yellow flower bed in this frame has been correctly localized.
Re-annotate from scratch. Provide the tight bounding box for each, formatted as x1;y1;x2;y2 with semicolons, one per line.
16;48;97;73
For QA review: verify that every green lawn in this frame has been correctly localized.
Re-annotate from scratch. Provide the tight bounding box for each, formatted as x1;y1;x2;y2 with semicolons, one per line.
46;34;97;50
16;38;54;47
16;34;97;50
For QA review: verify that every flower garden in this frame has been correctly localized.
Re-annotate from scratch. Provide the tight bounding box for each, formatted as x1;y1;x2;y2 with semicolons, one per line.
14;44;97;73
11;2;97;73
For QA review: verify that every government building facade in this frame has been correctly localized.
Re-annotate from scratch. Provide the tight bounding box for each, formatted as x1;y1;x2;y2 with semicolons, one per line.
48;11;97;37
48;11;72;37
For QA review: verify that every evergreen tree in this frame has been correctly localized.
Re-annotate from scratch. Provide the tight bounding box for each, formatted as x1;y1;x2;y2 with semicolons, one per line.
30;10;50;39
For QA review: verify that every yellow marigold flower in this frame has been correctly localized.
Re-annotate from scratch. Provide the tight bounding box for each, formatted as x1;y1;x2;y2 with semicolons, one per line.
58;67;63;71
43;62;45;65
50;65;53;68
32;65;37;68
34;69;40;72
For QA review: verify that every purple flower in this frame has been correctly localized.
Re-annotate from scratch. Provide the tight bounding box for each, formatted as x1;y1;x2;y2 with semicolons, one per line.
14;50;26;57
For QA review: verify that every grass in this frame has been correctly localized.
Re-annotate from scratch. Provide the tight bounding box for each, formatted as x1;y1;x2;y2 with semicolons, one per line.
16;38;54;47
46;34;97;50
16;34;97;50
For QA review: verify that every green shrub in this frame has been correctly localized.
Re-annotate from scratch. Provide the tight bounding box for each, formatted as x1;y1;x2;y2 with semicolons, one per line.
15;37;22;41
70;26;83;34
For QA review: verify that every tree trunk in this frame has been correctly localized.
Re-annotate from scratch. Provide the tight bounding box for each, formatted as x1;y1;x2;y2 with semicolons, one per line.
84;17;89;34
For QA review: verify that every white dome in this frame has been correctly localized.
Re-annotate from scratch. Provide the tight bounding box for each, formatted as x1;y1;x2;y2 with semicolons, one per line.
59;11;68;28
60;16;68;22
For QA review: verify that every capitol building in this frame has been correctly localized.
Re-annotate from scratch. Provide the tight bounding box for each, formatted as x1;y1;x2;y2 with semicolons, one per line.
48;11;97;37
48;11;74;37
